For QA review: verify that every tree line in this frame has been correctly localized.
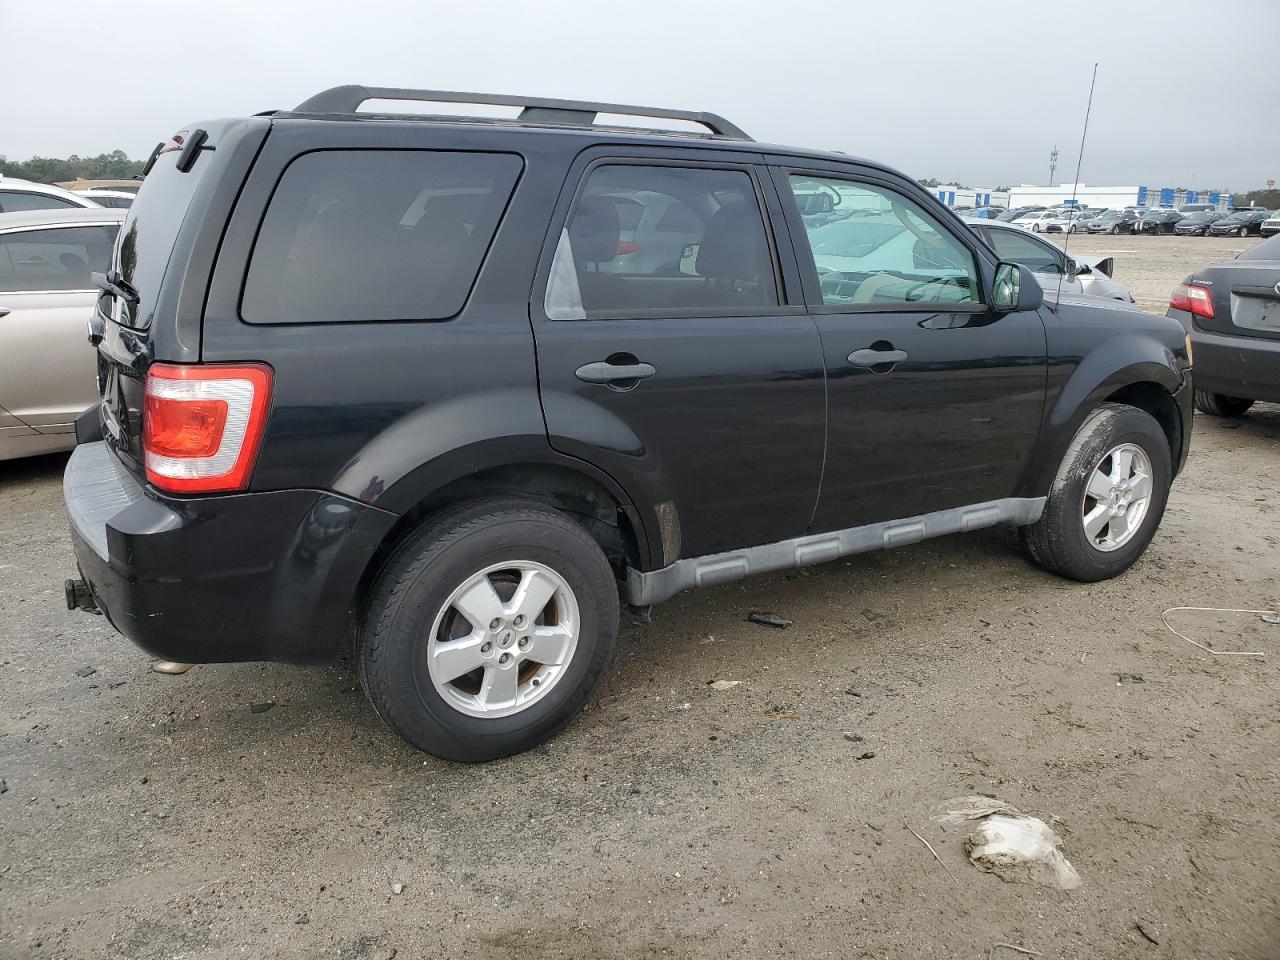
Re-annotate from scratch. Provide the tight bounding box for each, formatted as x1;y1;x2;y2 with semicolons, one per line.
0;150;145;184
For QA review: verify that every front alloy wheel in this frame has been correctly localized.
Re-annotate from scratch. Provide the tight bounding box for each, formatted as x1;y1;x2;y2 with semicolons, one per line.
1081;443;1154;552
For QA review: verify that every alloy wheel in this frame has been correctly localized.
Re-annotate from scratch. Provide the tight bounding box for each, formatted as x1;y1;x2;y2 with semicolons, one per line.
425;561;580;718
1081;443;1154;552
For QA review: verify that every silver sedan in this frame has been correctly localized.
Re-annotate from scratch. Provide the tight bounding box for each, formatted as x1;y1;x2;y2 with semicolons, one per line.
0;207;125;460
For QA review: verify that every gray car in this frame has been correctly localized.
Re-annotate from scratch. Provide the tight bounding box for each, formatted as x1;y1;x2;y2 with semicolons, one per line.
968;220;1135;302
0;207;125;459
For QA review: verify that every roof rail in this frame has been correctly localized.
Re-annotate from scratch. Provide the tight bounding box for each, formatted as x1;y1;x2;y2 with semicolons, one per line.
290;86;752;140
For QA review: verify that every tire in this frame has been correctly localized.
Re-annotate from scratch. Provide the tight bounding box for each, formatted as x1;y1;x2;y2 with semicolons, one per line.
359;498;619;761
1020;403;1172;583
1032;224;1041;233
1239;226;1248;238
1194;390;1254;417
1110;226;1120;235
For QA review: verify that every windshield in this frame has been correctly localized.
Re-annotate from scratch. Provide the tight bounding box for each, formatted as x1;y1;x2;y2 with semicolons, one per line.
1183;213;1212;222
1219;213;1247;223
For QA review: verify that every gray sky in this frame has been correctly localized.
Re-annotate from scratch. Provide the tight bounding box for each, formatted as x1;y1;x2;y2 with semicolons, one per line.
4;0;1279;191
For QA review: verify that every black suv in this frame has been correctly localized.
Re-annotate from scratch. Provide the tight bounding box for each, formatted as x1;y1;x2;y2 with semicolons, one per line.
64;87;1193;761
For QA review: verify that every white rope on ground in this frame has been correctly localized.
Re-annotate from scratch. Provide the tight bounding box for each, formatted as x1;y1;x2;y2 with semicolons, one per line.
1160;606;1278;658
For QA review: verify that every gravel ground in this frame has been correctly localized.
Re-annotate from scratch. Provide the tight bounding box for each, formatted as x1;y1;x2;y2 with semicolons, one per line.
1;234;1277;960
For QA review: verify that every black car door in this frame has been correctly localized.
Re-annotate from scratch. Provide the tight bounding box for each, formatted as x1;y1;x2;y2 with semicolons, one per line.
772;165;1048;532
531;150;826;563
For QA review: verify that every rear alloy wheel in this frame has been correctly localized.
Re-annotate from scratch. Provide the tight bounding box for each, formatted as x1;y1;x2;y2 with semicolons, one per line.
359;499;618;761
1021;403;1171;582
1194;390;1254;417
1239;226;1248;238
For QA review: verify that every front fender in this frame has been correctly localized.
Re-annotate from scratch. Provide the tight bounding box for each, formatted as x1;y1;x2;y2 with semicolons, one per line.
1020;327;1186;497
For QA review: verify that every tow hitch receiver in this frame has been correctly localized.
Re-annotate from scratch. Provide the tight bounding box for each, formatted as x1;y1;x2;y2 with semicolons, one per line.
64;578;101;615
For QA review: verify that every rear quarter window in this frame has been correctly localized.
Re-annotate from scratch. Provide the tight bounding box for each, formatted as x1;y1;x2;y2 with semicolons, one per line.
240;150;522;324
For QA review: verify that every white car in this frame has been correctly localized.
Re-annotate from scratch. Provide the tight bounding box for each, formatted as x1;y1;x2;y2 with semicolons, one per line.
1010;209;1060;233
1261;211;1280;237
1041;209;1097;234
79;189;134;209
0;177;102;214
0;207;126;459
968;221;1135;302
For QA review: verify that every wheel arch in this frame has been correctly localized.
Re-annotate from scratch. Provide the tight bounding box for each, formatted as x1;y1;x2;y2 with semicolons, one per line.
1022;351;1186;497
349;456;656;636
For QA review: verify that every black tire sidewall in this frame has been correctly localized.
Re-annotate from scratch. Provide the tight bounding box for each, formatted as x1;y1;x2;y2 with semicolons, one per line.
364;505;618;761
1053;410;1172;579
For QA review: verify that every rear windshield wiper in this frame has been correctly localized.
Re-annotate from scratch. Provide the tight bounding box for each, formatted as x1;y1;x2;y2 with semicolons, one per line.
91;270;139;304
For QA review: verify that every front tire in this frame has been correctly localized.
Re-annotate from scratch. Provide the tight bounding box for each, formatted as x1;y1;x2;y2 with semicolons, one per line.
1239;226;1248;238
1194;390;1254;417
359;498;619;761
1021;404;1171;582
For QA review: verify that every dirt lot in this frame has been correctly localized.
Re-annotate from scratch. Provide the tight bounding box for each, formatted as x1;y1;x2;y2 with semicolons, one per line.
1;234;1277;960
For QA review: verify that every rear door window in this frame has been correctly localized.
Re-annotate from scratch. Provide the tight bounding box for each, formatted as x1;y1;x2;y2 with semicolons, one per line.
544;164;778;319
0;225;118;292
241;150;522;324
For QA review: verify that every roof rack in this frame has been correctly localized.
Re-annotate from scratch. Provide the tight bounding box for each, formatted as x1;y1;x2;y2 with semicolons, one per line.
290;86;752;140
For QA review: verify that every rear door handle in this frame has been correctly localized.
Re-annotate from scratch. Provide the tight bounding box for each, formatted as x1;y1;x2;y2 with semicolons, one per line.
848;347;908;367
575;361;657;384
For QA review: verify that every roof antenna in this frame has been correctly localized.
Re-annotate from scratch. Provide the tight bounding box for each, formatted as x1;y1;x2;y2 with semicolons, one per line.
1058;63;1098;302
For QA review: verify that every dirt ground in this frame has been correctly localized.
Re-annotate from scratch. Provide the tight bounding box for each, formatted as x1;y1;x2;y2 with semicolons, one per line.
1;234;1277;960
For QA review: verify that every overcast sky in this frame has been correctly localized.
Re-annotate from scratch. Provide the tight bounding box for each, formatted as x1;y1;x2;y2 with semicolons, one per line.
3;0;1278;190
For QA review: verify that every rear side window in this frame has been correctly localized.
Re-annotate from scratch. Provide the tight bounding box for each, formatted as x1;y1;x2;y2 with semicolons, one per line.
0;225;118;292
241;150;522;324
0;192;81;213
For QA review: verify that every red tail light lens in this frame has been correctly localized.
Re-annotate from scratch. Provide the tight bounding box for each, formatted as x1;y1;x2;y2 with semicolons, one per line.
616;241;640;255
1170;283;1214;319
143;363;273;493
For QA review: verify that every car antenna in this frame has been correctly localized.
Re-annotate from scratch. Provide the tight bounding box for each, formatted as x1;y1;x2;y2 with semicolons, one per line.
1058;62;1098;302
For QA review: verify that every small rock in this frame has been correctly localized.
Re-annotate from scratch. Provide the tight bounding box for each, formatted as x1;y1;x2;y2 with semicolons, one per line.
0;779;7;794
670;701;691;711
747;612;792;629
1262;614;1280;625
843;733;865;743
845;688;862;698
392;883;404;895
250;702;275;714
708;680;741;691
75;666;96;678
295;914;310;925
855;751;876;761
861;609;883;622
1115;672;1145;684
152;661;193;675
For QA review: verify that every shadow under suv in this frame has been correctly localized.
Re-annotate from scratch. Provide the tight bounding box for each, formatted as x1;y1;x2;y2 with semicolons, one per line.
64;86;1193;761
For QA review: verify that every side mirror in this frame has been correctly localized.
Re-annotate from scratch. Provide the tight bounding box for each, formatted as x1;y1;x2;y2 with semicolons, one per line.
993;262;1044;312
1066;258;1090;277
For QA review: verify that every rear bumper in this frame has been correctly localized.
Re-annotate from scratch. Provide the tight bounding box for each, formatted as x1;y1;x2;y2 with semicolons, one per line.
64;442;397;664
1170;310;1280;404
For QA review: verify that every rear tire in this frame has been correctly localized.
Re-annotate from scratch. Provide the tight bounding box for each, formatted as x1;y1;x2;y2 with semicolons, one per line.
1239;226;1248;238
1110;226;1120;235
1194;390;1254;417
359;498;619;761
1021;404;1171;583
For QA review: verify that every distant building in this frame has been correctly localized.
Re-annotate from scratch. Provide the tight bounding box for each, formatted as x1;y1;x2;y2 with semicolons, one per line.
930;185;1010;209
1008;183;1233;210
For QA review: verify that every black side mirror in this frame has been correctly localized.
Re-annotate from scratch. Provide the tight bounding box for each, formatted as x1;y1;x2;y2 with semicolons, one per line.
993;262;1044;312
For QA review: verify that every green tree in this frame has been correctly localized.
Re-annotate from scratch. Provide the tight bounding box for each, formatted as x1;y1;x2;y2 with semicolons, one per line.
0;151;146;184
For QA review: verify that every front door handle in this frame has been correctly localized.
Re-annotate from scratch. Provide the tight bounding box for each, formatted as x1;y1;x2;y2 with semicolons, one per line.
575;360;657;385
848;347;908;367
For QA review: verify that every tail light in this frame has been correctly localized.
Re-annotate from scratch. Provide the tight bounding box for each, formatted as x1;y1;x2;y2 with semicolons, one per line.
616;241;640;255
1169;283;1214;319
143;363;273;493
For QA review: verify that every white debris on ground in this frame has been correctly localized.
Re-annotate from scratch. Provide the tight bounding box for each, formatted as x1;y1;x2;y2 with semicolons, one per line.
935;796;1081;890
